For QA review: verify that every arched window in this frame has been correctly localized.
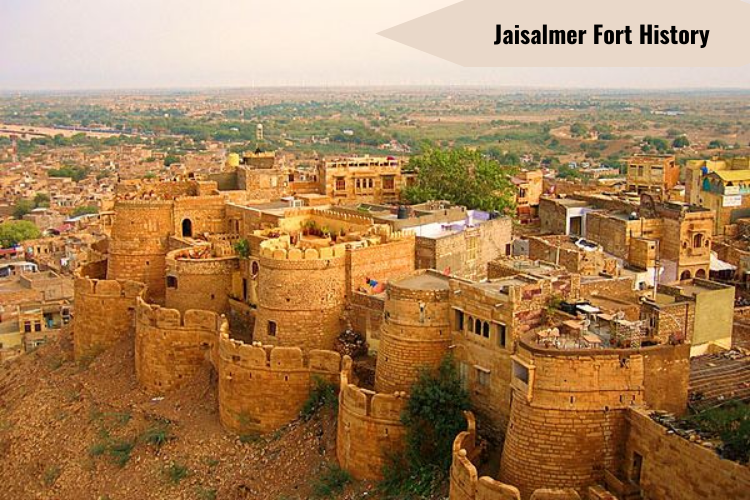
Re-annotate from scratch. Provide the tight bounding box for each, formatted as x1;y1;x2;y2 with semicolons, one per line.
693;233;703;248
680;270;692;280
182;219;193;238
696;269;706;279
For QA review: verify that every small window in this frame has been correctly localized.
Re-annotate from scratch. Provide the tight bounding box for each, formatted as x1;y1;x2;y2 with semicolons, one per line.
268;321;277;337
34;322;42;332
497;323;507;348
476;368;490;387
24;321;32;333
166;276;178;289
468;316;474;333
335;178;346;191
482;322;490;339
458;362;469;389
383;175;395;190
474;319;482;336
455;310;464;331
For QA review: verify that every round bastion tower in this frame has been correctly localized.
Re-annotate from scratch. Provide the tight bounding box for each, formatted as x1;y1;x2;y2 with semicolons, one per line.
252;241;347;352
374;271;452;394
107;200;174;304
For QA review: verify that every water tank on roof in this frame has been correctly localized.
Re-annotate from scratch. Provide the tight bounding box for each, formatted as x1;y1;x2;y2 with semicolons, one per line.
397;205;409;219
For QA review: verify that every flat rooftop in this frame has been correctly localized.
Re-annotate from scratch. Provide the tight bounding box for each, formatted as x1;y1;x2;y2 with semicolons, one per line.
689;351;750;412
393;273;450;291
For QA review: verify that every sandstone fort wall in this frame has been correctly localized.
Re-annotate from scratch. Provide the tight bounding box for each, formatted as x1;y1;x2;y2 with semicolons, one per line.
217;332;341;434
623;408;750;500
450;412;581;500
374;277;453;393
134;297;223;392
108;200;174;303
165;248;239;314
253;245;347;351
499;342;689;499
337;357;407;480
73;261;147;360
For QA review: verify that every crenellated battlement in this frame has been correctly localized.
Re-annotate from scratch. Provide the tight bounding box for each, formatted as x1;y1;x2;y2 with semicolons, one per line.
73;262;149;361
135;297;223;331
218;329;342;373
450;411;582;500
337;356;408;480
258;240;348;261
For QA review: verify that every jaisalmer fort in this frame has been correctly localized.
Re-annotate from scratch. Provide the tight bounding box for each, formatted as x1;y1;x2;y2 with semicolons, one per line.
1;6;750;499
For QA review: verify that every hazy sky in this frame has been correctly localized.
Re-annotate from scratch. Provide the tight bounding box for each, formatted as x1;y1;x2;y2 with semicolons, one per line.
2;0;750;90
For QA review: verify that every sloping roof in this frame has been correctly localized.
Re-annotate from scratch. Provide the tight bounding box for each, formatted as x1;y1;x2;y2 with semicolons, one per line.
712;170;750;183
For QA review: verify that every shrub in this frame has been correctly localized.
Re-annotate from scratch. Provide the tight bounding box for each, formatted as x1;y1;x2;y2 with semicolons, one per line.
379;355;470;498
311;463;352;498
107;440;134;467
43;465;61;487
300;376;338;421
164;462;190;484
234;238;250;258
142;424;173;448
683;400;750;464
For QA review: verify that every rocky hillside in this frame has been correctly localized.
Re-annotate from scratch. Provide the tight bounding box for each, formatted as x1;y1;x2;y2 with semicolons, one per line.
0;329;377;500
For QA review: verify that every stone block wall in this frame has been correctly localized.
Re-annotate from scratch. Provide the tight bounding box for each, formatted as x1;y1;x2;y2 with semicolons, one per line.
165;247;239;314
134;298;223;392
499;342;689;499
337;357;407;480
346;235;415;297
218;333;341;433
108;200;174;303
450;412;581;500
173;195;227;237
252;242;347;351
374;276;453;393
624;408;750;500
73;261;147;360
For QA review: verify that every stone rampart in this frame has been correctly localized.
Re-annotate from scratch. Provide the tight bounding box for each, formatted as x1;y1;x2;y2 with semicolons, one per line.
217;331;341;433
450;412;581;500
165;247;239;314
253;242;347;351
108;199;174;303
134;297;224;392
499;340;689;499
73;261;147;360
375;276;453;393
337;357;407;480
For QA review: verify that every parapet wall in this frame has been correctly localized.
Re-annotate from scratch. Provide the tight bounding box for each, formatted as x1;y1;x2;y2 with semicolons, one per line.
217;331;341;433
73;261;147;360
499;341;689;498
624;408;750;500
108;199;174;303
253;243;347;351
375;276;453;393
337;357;407;480
134;297;223;392
165;247;239;314
450;412;581;500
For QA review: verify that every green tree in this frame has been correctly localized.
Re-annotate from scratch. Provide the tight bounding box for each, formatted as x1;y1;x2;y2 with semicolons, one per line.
380;356;471;498
672;136;690;148
48;165;89;181
0;220;41;248
33;193;50;208
13;199;34;219
164;154;181;167
570;122;589;138
708;139;728;150
403;147;517;213
71;205;99;217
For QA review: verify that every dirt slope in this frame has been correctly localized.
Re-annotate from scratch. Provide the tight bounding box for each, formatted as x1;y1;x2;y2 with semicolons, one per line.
0;330;375;500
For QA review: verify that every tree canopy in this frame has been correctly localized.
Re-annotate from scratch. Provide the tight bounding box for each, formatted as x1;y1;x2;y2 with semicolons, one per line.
0;220;41;248
402;147;517;213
